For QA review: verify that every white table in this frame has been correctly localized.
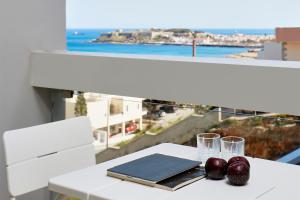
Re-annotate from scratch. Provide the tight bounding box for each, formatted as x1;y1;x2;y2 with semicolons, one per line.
49;143;300;200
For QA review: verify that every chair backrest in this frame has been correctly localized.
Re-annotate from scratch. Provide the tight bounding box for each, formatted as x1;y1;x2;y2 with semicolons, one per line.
3;117;96;197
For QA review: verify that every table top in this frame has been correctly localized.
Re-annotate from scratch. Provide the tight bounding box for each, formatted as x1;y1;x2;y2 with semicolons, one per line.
49;143;300;200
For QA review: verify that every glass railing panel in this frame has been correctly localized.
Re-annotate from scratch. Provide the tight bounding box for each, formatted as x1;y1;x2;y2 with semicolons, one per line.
64;91;300;165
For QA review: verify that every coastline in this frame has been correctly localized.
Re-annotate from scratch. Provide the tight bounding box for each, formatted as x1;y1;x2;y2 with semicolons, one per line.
92;41;261;48
68;29;271;58
226;49;260;59
93;28;274;49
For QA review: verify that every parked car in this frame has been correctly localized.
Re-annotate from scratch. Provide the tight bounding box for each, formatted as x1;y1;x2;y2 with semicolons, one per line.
159;105;177;113
146;110;164;120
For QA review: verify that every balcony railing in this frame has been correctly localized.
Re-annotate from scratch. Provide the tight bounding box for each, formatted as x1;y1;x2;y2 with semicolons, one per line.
30;50;300;115
29;50;300;164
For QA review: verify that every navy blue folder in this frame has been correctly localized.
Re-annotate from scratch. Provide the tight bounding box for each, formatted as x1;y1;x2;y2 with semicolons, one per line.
107;153;201;183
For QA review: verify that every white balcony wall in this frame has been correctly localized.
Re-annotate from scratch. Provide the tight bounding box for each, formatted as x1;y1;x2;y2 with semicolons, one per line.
123;100;143;120
0;1;65;200
31;51;300;116
87;101;108;129
109;113;124;126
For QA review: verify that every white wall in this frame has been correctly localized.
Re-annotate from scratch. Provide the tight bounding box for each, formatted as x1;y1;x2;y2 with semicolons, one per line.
66;96;144;129
87;101;108;129
31;52;300;116
123;100;143;121
259;42;283;60
0;1;65;200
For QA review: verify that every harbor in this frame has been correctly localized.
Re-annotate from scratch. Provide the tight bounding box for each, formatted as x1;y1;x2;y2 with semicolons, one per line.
94;28;275;49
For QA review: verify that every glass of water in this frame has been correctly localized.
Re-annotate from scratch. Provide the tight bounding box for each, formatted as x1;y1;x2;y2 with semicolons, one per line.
221;136;245;161
197;133;221;164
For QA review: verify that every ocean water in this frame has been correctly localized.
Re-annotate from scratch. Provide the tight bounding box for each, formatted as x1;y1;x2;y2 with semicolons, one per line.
67;29;274;58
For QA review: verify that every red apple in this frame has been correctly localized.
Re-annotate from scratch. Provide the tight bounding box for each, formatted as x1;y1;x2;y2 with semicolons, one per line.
227;161;250;186
205;157;228;180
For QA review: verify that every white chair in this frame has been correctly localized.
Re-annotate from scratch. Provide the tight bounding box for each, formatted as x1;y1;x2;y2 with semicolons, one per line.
3;117;96;200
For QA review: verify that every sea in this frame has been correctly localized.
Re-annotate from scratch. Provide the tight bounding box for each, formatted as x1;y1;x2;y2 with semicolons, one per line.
67;29;275;58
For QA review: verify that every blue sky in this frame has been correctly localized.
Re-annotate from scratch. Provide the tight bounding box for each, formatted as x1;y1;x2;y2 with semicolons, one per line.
67;0;300;29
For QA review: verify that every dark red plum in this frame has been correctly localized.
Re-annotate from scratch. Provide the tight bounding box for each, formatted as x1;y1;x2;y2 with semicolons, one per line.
227;161;250;186
228;156;250;168
205;157;228;180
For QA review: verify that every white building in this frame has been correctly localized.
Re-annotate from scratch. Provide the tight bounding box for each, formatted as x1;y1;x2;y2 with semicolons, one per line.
150;31;173;39
66;93;146;137
259;27;300;61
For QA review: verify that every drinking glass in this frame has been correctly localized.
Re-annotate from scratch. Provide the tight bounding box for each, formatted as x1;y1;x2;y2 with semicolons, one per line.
221;136;245;161
196;133;220;164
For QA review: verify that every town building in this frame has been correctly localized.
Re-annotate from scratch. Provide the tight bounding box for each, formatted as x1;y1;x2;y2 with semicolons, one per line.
276;27;300;61
259;27;300;61
65;93;146;151
150;30;174;40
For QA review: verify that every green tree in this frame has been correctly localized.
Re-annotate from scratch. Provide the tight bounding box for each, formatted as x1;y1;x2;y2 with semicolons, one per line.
74;93;87;116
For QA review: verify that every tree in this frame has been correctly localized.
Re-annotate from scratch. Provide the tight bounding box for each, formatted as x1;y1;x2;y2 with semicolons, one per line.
74;93;87;116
